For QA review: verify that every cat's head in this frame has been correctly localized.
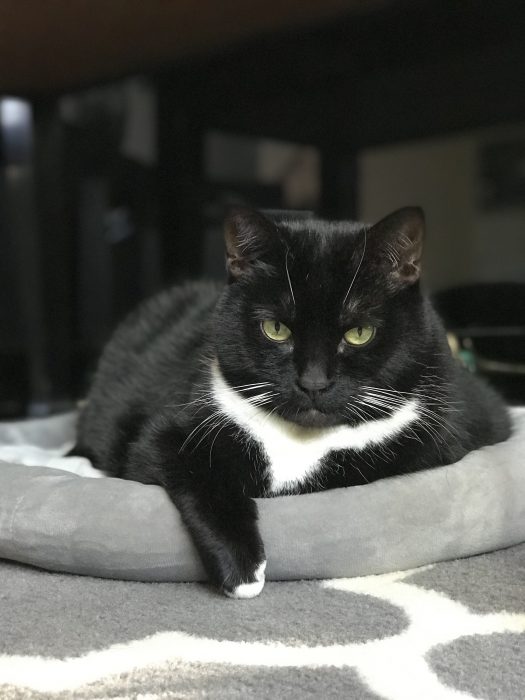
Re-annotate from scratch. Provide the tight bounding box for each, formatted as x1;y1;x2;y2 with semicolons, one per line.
214;207;431;428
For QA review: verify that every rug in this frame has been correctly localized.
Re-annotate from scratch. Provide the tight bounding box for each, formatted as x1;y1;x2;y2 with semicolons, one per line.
1;543;524;699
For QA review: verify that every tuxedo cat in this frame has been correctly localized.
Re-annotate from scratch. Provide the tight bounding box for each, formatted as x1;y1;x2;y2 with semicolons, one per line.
72;207;510;598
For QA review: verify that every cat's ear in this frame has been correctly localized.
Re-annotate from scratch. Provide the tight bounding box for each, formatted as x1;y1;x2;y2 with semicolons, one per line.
368;207;424;286
224;208;277;281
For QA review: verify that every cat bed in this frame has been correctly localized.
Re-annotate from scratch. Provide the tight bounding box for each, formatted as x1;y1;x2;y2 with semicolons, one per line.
0;409;524;582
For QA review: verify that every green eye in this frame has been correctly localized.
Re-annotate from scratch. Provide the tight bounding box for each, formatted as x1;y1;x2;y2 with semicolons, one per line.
261;319;292;343
344;325;376;346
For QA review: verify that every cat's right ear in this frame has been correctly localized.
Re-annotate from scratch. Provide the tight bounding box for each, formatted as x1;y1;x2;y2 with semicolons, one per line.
224;208;277;281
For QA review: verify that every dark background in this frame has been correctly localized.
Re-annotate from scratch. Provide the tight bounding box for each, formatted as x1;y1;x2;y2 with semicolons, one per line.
1;0;525;418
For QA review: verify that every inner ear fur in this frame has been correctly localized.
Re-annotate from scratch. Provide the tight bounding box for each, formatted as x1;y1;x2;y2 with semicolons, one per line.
224;208;277;280
369;206;425;286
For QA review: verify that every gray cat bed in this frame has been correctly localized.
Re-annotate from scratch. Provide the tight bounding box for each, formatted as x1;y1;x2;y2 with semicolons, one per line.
0;409;524;582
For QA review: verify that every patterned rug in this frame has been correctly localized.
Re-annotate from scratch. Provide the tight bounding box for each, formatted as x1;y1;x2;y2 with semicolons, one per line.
1;544;523;699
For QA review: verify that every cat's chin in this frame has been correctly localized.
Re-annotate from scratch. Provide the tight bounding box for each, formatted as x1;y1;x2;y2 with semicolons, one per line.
287;408;342;429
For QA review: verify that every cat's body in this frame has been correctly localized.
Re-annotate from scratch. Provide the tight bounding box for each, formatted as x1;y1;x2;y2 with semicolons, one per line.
73;208;511;598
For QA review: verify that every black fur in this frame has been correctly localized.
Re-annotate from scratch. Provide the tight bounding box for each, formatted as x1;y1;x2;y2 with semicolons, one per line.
73;207;511;595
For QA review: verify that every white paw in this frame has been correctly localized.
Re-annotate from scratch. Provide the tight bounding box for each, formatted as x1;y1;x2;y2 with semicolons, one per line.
224;560;267;599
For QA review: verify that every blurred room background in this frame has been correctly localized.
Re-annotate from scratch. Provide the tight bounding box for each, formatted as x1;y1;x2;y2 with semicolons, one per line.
1;0;524;417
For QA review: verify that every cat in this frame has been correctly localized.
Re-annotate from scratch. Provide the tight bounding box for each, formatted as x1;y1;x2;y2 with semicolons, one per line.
72;206;511;598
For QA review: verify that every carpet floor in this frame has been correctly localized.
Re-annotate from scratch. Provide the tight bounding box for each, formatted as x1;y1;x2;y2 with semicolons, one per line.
1;544;524;699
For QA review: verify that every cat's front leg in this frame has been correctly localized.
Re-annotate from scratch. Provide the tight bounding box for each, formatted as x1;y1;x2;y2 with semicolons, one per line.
127;437;266;597
170;487;266;598
126;415;267;597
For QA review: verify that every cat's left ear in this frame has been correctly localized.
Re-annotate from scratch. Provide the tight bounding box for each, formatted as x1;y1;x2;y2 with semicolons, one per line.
369;207;424;286
224;208;277;281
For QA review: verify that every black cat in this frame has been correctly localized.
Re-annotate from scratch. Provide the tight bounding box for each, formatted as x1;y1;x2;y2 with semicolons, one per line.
73;207;511;598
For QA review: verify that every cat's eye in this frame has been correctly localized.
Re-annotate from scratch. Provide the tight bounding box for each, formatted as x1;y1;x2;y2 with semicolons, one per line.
261;319;292;343
344;325;376;347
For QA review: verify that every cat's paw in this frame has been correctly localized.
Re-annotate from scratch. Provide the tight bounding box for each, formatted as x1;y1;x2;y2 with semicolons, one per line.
223;560;267;599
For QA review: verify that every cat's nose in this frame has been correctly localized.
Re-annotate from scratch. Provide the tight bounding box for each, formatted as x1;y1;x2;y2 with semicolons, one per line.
297;365;332;394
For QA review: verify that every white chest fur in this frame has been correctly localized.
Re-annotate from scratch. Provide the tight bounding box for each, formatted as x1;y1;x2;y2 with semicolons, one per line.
210;364;419;494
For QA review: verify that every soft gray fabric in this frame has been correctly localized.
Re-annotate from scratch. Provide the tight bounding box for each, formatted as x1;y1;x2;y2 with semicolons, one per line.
0;409;524;582
0;545;524;698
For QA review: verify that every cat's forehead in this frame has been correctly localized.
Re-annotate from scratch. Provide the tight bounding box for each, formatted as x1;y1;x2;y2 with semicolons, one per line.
283;218;366;268
279;218;366;241
263;220;379;319
279;219;366;269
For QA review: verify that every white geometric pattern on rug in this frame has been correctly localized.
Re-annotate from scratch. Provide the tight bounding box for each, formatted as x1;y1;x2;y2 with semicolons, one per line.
1;566;523;699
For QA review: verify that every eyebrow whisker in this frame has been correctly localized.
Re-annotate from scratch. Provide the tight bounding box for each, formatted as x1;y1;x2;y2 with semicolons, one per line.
343;228;367;307
285;245;296;307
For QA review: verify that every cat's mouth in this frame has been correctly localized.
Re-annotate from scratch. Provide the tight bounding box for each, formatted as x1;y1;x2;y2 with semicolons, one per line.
288;408;341;428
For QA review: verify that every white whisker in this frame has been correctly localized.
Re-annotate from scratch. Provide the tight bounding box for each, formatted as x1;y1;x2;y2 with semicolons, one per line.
285;246;296;307
352;462;370;483
342;228;367;306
